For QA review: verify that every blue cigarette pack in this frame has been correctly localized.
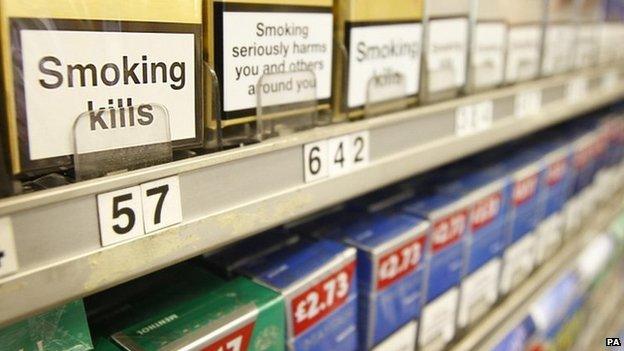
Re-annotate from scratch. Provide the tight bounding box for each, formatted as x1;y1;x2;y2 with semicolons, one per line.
306;207;429;350
401;189;469;350
564;129;599;234
535;141;573;264
217;237;359;351
499;150;545;295
439;163;510;328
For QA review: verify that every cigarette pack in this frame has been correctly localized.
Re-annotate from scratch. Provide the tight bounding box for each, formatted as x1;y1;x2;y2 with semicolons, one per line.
333;0;423;120
98;264;286;351
207;0;334;144
212;237;359;351
467;0;507;92
401;190;469;350
422;0;470;102
0;299;92;351
0;0;203;175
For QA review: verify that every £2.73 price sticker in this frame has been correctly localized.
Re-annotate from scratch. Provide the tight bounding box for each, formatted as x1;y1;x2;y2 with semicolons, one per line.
0;217;18;277
290;261;356;336
377;235;426;290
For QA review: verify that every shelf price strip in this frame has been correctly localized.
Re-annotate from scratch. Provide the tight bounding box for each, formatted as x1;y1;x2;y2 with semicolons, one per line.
455;100;494;137
97;176;183;246
514;90;542;119
566;76;588;103
602;69;619;91
303;131;370;183
0;217;18;277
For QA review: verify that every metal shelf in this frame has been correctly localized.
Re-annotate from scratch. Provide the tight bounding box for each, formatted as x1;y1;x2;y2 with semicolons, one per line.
452;191;624;351
0;66;623;327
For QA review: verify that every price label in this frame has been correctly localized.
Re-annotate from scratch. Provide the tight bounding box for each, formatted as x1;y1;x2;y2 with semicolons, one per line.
566;77;588;102
303;140;329;183
455;101;493;136
291;261;356;336
98;176;183;246
602;70;619;90
203;321;256;351
474;100;494;131
514;90;542;118
98;186;145;246
350;131;370;169
303;132;370;183
455;105;475;137
377;235;426;290
140;176;183;233
328;135;352;177
0;217;18;277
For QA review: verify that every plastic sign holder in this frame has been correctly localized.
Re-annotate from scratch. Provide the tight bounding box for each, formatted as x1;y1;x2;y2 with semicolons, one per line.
73;103;173;181
255;70;322;142
363;72;409;119
204;63;225;150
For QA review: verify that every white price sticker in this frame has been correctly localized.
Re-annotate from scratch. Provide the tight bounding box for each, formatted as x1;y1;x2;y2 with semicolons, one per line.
474;101;494;130
602;70;619;90
372;320;417;351
328;135;352;177
457;259;501;328
455;105;474;137
455;101;493;136
566;77;588;102
514;90;542;119
140;176;183;233
98;186;145;246
0;217;18;277
303;132;370;183
419;288;459;349
350;131;370;170
303;140;329;183
98;176;183;246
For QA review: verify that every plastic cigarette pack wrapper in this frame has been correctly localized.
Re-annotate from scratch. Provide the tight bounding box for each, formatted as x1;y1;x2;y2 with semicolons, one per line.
499;0;543;84
91;264;285;351
207;0;334;145
0;0;203;176
332;0;423;121
467;0;507;92
542;0;576;76
208;236;358;351
499;149;546;296
401;189;469;351
422;0;470;103
438;163;510;330
0;299;93;351
299;202;429;350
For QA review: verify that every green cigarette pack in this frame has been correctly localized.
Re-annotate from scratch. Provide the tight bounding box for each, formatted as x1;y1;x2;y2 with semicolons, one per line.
98;265;285;351
0;300;93;351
